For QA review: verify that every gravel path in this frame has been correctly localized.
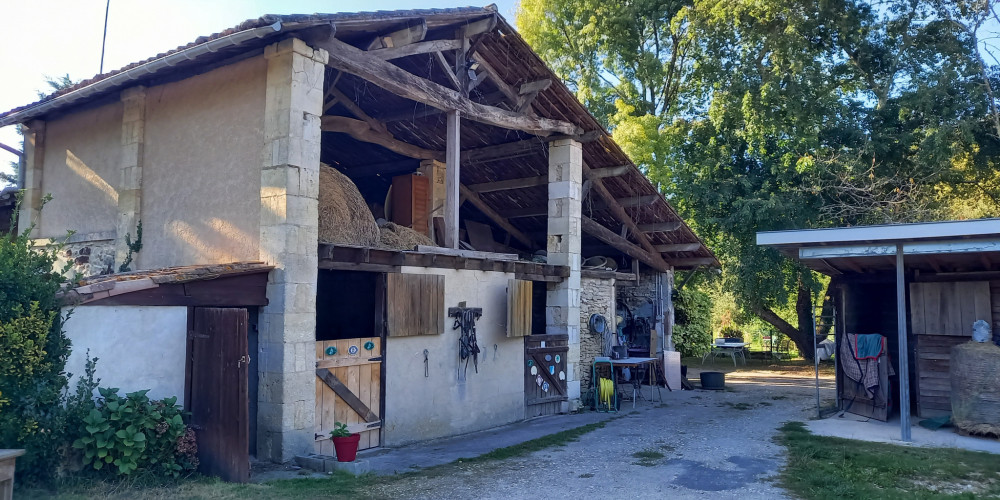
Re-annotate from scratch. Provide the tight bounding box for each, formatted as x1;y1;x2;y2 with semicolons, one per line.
373;364;835;499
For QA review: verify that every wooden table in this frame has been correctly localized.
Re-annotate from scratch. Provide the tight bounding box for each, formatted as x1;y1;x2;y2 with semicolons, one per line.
592;356;661;411
0;449;24;500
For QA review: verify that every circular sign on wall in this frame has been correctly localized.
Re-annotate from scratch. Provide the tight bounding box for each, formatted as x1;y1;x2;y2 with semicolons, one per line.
348;345;359;356
325;346;337;356
364;341;375;351
530;366;538;376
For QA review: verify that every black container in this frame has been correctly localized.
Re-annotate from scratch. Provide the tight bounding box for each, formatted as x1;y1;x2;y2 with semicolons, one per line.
700;371;725;390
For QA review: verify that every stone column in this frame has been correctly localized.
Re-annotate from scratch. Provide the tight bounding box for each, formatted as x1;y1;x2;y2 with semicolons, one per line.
545;139;583;405
17;120;45;237
257;38;327;463
116;86;145;270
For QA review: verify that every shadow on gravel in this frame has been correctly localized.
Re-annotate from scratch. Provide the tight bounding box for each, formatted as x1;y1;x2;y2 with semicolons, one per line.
668;455;774;492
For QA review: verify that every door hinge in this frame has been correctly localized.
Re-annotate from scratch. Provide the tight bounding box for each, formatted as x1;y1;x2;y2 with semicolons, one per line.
368;356;383;362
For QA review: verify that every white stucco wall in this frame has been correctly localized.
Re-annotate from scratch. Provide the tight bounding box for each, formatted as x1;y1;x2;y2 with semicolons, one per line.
142;55;266;269
383;267;525;447
63;306;188;405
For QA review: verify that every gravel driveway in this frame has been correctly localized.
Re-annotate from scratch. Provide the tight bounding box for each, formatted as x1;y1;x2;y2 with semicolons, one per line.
373;363;835;500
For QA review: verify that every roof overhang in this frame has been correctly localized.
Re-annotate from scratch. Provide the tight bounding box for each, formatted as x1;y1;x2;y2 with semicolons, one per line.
757;219;1000;275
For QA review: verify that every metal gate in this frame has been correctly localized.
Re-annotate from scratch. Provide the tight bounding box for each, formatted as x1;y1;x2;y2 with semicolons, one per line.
524;334;568;417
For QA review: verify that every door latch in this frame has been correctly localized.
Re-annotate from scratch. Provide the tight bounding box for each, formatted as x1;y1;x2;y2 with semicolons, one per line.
238;354;251;368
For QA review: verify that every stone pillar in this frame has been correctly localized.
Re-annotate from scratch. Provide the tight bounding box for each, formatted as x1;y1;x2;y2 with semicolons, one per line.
17;121;45;237
545;139;583;404
116;86;145;270
257;38;327;463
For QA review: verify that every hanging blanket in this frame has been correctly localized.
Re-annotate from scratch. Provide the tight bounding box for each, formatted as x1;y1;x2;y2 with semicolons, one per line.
853;334;885;359
840;333;893;399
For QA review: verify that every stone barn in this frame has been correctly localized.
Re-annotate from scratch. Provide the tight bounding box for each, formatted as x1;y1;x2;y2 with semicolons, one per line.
0;7;716;481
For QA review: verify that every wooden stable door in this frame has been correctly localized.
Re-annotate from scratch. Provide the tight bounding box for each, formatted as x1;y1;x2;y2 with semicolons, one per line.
524;334;568;418
315;338;382;454
187;307;249;482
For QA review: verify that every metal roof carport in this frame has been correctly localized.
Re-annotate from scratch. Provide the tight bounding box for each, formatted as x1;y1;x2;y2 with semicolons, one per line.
757;218;1000;441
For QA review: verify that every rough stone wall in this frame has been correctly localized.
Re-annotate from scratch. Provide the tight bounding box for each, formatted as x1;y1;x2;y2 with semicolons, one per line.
579;276;615;391
57;238;116;278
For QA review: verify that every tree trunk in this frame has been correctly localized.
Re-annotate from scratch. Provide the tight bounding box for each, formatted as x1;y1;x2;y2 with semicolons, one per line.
751;281;816;360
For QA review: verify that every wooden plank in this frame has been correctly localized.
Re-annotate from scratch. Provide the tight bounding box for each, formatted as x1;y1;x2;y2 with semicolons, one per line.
366;21;428;50
321;115;443;161
325;85;387;134
589;165;631;179
531;354;566;396
369;38;463;60
412;245;518;261
316;357;381;369
638;221;682;232
386;273;445;336
445;110;461;248
909;283;925;335
654;243;701;253
316;368;379;423
467;174;547;193
434;51;462;90
581;216;669;272
317;37;583;136
507;279;532;337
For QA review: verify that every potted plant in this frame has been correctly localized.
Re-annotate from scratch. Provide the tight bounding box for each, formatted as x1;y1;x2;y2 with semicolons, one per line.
330;422;361;462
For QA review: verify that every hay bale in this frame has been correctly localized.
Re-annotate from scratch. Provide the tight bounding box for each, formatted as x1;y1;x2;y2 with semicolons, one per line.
318;165;379;247
950;341;1000;437
378;221;435;251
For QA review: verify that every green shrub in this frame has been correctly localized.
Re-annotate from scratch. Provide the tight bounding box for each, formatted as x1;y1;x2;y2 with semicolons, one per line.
0;193;73;486
718;325;743;341
673;287;713;357
72;388;198;477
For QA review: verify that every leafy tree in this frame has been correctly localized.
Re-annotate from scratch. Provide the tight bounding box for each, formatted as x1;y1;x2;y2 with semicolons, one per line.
3;74;76;187
518;0;1000;358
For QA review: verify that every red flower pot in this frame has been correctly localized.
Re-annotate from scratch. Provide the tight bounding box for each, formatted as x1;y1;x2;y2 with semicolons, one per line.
332;433;361;462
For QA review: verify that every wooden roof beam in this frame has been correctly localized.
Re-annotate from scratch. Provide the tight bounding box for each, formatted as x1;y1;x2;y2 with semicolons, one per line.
589;165;631;179
583;162;669;270
325;85;387;134
366;21;428;50
467;175;547;193
317;37;583;137
582;216;669;272
638;221;682;232
459;184;534;247
516;79;551;113
668;257;718;267
654;243;702;253
321;115;444;161
368;39;463;60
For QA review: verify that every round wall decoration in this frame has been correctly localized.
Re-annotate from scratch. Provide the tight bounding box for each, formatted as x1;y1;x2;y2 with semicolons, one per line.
530;366;538;375
544;354;552;362
527;359;534;367
364;341;375;351
348;345;359;356
542;382;550;392
325;346;337;356
555;354;561;363
549;365;555;375
559;371;565;380
536;375;543;387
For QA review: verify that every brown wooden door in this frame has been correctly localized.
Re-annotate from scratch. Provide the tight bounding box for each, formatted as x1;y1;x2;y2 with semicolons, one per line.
315;338;382;454
525;334;568;418
188;307;249;482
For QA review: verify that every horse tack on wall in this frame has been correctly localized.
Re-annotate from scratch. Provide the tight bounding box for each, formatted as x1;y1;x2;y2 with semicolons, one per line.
314;337;382;454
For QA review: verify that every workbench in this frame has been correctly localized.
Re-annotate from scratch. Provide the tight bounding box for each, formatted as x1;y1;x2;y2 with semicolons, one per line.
592;356;661;411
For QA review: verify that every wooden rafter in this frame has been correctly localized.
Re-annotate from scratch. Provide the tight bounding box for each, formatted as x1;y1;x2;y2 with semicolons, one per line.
516;79;551;113
654;243;702;253
316;37;582;136
459;184;534;247
589;165;630;179
583;162;669;271
581;217;669;272
638;221;682;232
434;51;462;90
467;175;548;193
366;21;428;50
321;115;443;161
325;85;387;134
368;39;462;60
668;258;717;267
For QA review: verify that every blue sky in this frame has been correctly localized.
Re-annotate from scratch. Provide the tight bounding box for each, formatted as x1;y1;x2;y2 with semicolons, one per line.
0;1;517;170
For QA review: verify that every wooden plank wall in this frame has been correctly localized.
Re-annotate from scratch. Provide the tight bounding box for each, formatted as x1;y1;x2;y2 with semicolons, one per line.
507;279;532;337
909;281;993;417
314;337;381;453
386;273;444;336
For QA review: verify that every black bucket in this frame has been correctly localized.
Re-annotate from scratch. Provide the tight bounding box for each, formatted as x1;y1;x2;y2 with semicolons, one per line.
700;371;725;390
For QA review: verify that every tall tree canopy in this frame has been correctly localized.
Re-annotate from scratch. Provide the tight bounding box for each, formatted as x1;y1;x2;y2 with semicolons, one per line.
518;0;1000;356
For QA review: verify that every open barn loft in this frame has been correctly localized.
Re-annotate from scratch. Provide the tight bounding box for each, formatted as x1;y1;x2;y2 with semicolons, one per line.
1;6;716;272
758;218;1000;442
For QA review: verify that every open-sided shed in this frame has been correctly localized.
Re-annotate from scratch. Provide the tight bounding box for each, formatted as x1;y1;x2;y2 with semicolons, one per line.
758;219;1000;441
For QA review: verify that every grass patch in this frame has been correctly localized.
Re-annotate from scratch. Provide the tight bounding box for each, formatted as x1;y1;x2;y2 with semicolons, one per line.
777;421;1000;499
632;449;666;467
26;420;613;499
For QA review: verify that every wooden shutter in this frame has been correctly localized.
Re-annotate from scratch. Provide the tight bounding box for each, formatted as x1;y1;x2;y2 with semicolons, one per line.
386;273;444;336
909;281;991;336
507;279;532;337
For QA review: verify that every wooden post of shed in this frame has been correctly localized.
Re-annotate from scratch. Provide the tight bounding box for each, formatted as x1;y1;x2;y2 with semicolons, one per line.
895;243;912;441
445;110;460;248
